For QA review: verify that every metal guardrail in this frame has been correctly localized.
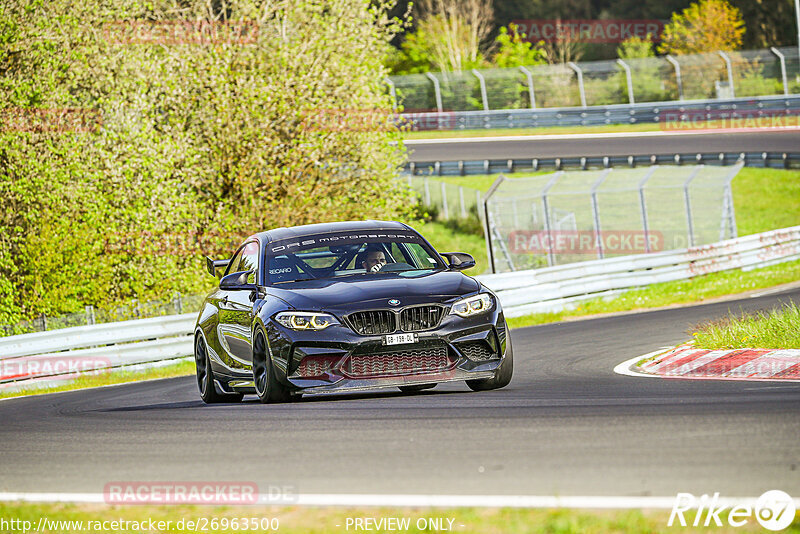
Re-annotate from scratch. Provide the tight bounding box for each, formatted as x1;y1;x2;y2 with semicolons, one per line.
476;226;800;317
0;314;196;387
401;94;800;131
2;227;799;388
405;152;800;176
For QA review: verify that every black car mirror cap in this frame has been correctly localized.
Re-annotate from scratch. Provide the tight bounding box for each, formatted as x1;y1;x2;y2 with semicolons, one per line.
441;252;476;271
220;270;257;290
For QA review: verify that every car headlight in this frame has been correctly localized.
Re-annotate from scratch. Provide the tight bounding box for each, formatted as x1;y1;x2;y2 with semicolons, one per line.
450;293;493;318
275;312;340;331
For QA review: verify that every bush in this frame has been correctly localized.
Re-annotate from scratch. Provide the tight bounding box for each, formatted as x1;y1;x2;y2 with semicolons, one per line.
0;0;412;323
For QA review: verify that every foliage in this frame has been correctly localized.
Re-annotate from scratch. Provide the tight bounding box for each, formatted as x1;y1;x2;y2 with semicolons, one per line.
492;24;547;69
617;35;655;60
657;0;745;55
0;0;412;323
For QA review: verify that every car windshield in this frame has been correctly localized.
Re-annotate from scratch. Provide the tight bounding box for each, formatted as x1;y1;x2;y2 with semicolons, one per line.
264;230;446;285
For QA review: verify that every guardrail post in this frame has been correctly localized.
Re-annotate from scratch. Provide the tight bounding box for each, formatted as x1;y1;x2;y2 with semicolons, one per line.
85;305;96;326
666;55;684;101
483;175;508;273
637;167;659;253
590;169;612;259
717;51;736;98
567;62;587;108
541;172;565;266
683;166;704;247
770;47;789;96
384;78;398;111
441;181;449;219
424;72;444;114
518;66;537;109
616;59;635;105
472;69;490;111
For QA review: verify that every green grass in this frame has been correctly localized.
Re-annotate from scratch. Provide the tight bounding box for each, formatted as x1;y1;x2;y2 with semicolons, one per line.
413;220;489;274
1;502;796;533
0;358;194;400
507;259;800;329
691;302;800;350
402;122;662;140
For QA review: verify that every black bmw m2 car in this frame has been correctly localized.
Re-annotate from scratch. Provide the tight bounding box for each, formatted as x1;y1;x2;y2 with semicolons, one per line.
194;220;513;403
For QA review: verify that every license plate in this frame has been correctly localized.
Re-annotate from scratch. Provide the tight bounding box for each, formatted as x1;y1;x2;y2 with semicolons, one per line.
384;333;418;346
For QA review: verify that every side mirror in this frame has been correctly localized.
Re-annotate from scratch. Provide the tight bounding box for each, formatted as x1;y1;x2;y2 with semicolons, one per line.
206;256;230;279
440;252;476;271
220;270;256;291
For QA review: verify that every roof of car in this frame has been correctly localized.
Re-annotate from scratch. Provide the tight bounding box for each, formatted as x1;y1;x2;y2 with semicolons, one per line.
251;220;414;243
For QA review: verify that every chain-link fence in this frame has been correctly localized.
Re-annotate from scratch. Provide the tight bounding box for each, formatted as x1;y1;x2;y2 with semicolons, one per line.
0;293;207;337
405;175;484;223
390;47;800;113
484;164;742;273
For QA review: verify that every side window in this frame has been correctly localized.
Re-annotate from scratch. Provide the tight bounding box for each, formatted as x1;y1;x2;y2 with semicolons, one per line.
407;243;439;268
225;247;245;277
239;241;260;284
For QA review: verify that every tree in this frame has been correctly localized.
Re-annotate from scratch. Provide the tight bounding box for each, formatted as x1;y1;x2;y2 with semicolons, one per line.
492;24;547;68
0;0;412;323
657;0;745;55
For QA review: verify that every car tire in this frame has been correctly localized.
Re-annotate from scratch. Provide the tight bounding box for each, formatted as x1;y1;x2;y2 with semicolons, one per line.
398;384;437;393
196;335;244;404
466;328;514;392
253;331;292;404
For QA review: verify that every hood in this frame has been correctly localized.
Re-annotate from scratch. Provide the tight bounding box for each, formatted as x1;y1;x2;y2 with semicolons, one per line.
266;270;480;313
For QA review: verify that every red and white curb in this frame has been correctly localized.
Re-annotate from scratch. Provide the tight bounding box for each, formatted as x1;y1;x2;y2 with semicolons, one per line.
615;345;800;382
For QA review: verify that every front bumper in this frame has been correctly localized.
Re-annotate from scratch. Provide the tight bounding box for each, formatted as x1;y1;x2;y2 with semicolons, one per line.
265;307;509;394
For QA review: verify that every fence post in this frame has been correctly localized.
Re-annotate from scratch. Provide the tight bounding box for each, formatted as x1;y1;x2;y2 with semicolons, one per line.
541;172;565;266
85;305;95;325
459;186;467;218
717;51;735;98
440;181;449;219
567;62;587;108
683;166;704;247
616;59;635;105
770;47;789;96
385;78;398;111
518;66;537;109
423;177;431;206
590;169;612;259
424;72;444;114
39;313;47;332
637;166;659;253
174;293;183;315
471;69;490;111
666;55;684;101
483;175;507;273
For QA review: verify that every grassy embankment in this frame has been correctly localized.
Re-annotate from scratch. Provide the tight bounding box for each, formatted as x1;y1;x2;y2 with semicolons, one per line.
691;302;800;350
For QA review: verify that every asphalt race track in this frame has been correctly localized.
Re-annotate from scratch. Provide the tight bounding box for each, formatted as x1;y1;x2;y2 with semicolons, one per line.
1;287;798;497
405;130;800;162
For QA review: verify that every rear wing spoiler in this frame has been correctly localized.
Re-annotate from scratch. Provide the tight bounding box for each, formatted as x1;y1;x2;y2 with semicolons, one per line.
206;257;230;278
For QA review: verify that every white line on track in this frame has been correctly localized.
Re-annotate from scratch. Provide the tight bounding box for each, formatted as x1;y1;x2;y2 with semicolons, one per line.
4;492;800;509
401;127;800;145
